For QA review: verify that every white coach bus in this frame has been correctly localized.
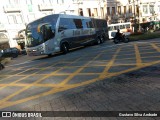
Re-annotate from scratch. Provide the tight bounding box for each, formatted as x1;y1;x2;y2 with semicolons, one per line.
108;22;132;39
25;14;109;56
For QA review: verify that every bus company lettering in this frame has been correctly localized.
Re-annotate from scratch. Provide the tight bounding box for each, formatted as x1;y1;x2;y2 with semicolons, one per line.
73;30;90;36
73;30;81;36
81;29;90;35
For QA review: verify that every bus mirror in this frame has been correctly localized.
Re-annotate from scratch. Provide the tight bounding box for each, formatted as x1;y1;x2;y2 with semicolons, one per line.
58;28;63;32
58;25;67;32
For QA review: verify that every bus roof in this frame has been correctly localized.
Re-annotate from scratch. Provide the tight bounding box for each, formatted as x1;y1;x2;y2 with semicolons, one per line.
27;14;106;26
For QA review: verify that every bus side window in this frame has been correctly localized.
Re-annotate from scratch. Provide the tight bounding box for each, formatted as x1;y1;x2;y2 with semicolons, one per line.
58;18;76;32
73;19;83;29
126;24;130;28
82;19;93;28
58;18;68;32
82;19;87;28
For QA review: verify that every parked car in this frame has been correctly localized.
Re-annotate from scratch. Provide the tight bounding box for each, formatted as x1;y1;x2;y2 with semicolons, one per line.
21;49;27;55
1;47;20;58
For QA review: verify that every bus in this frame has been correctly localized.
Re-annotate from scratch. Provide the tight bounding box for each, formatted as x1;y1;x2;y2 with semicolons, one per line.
25;14;108;56
108;22;132;39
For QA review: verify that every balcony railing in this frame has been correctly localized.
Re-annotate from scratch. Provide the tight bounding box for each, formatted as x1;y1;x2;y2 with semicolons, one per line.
3;4;21;13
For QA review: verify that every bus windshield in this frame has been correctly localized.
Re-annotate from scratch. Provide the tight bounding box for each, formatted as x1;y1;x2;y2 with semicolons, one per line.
26;16;58;47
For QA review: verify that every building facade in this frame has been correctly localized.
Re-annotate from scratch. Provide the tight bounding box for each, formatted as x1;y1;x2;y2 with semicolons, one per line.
0;0;160;49
0;0;106;48
106;0;160;24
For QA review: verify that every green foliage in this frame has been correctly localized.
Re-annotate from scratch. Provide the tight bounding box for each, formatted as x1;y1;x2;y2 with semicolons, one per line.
129;32;160;41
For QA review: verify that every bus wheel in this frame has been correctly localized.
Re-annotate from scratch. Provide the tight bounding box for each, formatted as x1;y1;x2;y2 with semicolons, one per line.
48;54;52;57
96;37;101;45
100;36;105;43
61;43;69;54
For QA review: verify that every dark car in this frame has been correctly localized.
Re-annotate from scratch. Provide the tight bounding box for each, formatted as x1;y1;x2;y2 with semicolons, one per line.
1;47;20;58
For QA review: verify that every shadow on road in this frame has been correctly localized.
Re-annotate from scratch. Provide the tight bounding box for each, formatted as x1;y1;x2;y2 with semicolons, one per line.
33;46;86;60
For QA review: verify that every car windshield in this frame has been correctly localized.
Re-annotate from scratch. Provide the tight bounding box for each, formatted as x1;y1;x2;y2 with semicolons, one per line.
26;15;58;47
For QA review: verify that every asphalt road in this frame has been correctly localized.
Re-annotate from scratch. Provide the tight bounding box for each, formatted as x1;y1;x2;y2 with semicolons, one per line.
0;39;160;119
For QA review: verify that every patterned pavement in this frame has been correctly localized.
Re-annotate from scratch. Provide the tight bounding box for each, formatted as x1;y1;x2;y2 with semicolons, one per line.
0;39;160;119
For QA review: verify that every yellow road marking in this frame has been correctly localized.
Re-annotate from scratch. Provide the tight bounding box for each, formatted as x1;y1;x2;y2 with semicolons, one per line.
99;48;121;79
134;44;142;66
0;60;160;109
59;53;103;85
151;43;160;52
0;57;81;103
0;42;160;109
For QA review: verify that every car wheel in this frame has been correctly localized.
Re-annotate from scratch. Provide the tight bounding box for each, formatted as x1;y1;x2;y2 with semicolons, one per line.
12;53;18;58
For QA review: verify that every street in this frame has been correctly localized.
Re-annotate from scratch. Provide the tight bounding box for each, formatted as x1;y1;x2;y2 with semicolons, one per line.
0;39;160;119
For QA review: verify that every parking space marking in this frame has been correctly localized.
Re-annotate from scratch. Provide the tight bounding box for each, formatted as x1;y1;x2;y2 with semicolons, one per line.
0;57;81;104
99;48;121;79
151;43;160;52
134;44;142;67
0;40;160;109
59;53;103;85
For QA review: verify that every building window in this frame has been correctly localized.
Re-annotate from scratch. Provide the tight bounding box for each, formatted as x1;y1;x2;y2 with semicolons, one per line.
118;6;121;14
107;7;110;15
57;0;64;4
87;8;91;17
112;7;115;15
101;7;104;17
79;8;83;16
136;5;139;15
129;5;132;13
149;5;154;14
28;4;33;12
124;6;126;14
94;8;98;17
26;0;32;4
143;5;148;14
50;0;56;4
40;0;51;4
16;15;23;24
8;0;19;4
8;15;15;24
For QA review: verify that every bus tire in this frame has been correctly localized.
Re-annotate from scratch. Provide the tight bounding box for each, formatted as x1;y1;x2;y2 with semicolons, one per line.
96;37;101;45
61;43;69;54
100;36;105;43
48;54;53;57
